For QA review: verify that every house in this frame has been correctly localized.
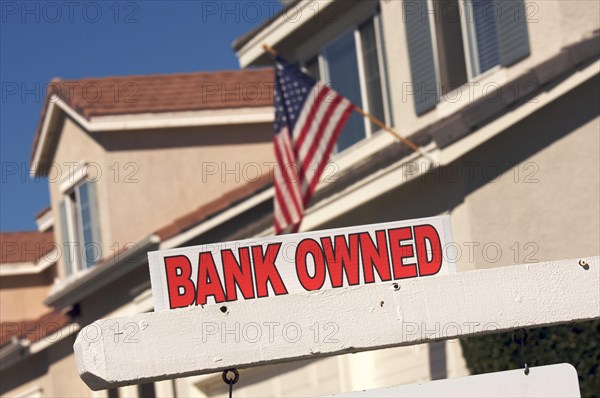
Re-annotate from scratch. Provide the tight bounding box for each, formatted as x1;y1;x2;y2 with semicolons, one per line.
1;68;277;397
1;0;599;396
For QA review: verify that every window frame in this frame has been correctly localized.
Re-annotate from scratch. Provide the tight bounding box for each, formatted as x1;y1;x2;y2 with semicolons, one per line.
298;10;392;152
428;0;506;89
59;165;100;276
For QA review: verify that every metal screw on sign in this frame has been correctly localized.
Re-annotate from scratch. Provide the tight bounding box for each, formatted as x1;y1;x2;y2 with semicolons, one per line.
512;328;530;375
222;368;239;398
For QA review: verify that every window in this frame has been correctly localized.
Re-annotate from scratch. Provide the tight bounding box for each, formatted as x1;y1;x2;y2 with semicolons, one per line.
59;179;101;275
303;13;392;152
404;0;530;114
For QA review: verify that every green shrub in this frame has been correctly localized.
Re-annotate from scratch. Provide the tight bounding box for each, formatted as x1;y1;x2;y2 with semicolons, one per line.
460;319;600;397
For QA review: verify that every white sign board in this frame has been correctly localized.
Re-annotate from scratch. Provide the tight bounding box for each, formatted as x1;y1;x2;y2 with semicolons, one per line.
148;216;454;311
74;257;599;390
329;363;580;397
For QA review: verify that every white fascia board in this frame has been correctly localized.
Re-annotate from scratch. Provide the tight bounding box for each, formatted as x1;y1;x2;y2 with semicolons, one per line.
36;210;54;232
29;323;80;354
0;324;80;371
44;235;160;309
87;107;273;131
236;0;334;68
0;339;30;371
0;250;57;276
30;96;273;176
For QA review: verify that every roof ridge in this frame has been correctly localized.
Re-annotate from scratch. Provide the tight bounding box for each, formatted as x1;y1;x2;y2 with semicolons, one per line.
52;67;273;84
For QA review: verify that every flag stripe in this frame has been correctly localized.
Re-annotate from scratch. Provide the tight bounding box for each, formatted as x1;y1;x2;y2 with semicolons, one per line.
305;103;355;203
300;98;352;198
299;96;344;185
273;56;354;234
293;85;331;152
274;133;303;218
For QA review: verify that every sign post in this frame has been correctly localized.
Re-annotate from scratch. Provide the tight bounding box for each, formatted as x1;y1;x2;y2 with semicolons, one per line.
74;254;599;390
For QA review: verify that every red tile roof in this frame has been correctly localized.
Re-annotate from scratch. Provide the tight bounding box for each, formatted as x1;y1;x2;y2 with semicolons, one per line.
0;311;70;348
0;231;56;264
31;68;275;165
46;68;274;119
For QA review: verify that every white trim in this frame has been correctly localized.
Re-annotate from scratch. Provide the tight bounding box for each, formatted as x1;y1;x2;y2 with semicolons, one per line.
36;210;54;232
0;324;81;372
13;385;43;398
30;96;273;176
427;0;442;102
0;250;58;276
236;0;335;68
374;13;392;127
29;323;81;354
354;27;372;137
87;106;273;131
45;235;160;309
461;0;478;80
59;162;88;193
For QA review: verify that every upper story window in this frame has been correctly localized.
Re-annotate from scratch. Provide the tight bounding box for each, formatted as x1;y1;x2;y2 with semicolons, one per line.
405;0;530;115
303;12;392;152
58;171;101;276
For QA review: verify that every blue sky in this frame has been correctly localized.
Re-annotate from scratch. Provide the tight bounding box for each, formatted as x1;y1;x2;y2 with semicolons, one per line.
0;0;281;231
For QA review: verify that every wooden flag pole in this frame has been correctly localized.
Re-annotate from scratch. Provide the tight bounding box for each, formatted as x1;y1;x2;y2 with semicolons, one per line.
262;44;435;163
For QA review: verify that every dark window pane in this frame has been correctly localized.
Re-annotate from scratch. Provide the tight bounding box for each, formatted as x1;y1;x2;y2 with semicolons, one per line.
359;18;386;133
433;0;468;93
324;30;365;152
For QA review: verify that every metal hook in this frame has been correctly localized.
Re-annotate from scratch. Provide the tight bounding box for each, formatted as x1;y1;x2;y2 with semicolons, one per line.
222;368;239;398
512;329;530;375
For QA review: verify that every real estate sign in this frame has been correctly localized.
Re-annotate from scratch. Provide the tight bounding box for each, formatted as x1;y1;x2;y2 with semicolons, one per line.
148;216;455;311
329;364;580;398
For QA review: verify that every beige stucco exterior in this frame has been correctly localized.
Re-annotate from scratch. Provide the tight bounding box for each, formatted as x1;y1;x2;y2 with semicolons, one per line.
0;266;55;322
48;118;274;277
2;0;599;397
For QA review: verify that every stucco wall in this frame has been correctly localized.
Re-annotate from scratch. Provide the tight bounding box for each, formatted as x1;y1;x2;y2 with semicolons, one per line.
318;76;599;272
96;123;273;246
49;117;109;278
0;266;54;322
48;118;274;277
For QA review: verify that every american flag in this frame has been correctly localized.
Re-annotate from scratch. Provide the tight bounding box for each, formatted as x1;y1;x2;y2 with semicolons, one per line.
273;56;354;234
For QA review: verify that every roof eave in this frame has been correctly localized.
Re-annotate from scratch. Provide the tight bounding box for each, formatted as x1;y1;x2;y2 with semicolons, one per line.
44;235;160;310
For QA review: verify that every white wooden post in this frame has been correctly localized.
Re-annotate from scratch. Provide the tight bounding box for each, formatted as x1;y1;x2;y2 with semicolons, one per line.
74;256;599;390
